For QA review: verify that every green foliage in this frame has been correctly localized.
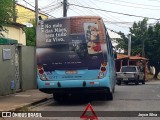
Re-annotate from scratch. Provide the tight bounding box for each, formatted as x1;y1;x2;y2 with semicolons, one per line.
145;22;160;78
116;32;128;54
25;20;36;46
117;18;160;79
129;18;148;56
0;0;15;36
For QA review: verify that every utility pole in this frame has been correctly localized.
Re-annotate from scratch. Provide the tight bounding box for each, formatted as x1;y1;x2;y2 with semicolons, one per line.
63;0;67;17
142;40;145;57
35;0;39;28
35;0;38;77
35;0;39;46
128;34;131;56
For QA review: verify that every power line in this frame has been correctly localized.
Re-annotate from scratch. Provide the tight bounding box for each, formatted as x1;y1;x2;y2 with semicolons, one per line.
40;0;58;9
74;0;97;16
91;0;160;11
22;0;34;8
68;7;82;16
69;3;160;20
88;0;125;22
69;5;90;16
21;0;55;18
40;2;62;11
41;3;62;13
41;4;62;14
96;0;160;8
147;0;160;2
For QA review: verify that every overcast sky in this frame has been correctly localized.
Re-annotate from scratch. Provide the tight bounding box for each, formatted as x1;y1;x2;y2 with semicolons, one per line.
18;0;160;35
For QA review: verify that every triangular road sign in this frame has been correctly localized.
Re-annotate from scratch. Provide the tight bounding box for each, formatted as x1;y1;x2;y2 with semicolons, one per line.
80;103;98;120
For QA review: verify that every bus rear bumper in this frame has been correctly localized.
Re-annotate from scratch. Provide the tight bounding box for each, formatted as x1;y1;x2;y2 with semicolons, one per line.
39;87;110;94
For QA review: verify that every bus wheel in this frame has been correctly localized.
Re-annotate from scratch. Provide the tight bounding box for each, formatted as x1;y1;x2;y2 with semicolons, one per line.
125;82;128;85
107;92;113;100
53;93;63;102
112;87;115;93
117;80;121;85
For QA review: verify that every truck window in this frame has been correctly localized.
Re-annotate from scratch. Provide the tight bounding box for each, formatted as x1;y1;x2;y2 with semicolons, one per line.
121;67;136;72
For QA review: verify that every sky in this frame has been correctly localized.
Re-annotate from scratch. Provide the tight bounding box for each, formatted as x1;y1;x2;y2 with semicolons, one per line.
17;0;160;35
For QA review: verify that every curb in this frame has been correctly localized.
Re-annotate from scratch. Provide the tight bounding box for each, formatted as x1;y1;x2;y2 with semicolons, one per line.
9;97;52;111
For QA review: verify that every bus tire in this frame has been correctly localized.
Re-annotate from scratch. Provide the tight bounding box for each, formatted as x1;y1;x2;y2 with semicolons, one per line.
117;80;121;85
125;82;128;85
107;92;113;100
113;86;115;93
53;93;63;102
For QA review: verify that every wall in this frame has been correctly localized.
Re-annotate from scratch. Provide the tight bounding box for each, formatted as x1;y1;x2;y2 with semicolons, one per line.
2;26;26;45
20;46;37;91
16;4;48;24
0;45;16;95
0;45;37;96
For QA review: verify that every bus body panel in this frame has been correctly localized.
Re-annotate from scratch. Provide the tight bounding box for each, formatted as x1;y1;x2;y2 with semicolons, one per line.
36;16;116;99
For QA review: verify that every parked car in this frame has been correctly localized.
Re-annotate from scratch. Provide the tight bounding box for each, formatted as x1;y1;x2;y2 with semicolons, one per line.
116;66;145;85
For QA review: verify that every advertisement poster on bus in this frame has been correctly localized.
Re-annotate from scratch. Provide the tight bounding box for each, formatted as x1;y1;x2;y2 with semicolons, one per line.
36;19;107;71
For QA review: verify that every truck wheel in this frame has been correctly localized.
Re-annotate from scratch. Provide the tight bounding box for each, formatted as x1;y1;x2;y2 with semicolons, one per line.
117;80;121;85
142;77;145;84
125;82;128;85
135;77;139;85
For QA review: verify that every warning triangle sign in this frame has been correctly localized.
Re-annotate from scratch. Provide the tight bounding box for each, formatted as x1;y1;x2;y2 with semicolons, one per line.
80;103;98;120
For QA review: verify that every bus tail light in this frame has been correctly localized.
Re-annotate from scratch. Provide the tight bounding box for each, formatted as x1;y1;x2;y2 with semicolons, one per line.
102;62;107;66
38;65;43;69
39;69;44;74
37;65;48;80
98;62;107;79
101;67;106;72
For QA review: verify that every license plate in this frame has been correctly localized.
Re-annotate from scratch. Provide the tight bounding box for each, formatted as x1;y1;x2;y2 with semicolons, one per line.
123;78;128;80
66;70;77;74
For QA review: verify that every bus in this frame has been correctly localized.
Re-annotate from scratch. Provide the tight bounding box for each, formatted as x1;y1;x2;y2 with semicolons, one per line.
36;16;117;101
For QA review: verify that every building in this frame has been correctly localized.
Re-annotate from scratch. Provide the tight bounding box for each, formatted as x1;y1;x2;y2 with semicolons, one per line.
2;4;48;45
16;3;48;25
2;23;26;45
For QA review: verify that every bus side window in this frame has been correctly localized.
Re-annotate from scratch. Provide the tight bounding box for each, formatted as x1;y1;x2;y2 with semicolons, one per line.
106;34;111;56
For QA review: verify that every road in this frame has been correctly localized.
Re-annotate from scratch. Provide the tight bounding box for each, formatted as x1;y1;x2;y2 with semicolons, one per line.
3;81;160;120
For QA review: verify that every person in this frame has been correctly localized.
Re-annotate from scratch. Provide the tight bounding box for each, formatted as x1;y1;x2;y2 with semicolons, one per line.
85;25;91;41
90;26;99;42
91;42;101;52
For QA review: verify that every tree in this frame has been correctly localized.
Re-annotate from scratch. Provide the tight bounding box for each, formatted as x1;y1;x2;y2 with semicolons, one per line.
25;20;36;46
129;18;148;56
145;23;160;79
116;32;128;54
117;18;160;79
0;0;15;36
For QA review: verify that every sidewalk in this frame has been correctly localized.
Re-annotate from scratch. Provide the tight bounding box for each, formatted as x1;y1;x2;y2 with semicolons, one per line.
0;89;52;111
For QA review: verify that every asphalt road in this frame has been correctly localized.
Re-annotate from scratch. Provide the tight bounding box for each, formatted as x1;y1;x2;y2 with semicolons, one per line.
2;80;160;120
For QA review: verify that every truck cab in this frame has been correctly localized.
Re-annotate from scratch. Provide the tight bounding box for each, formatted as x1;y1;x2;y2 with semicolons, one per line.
116;66;145;85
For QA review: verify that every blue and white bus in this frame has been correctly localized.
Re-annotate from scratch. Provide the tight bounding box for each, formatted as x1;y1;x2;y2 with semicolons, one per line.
36;16;117;101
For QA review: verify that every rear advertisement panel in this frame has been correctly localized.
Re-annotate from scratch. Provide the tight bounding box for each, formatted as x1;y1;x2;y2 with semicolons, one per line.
36;18;107;71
